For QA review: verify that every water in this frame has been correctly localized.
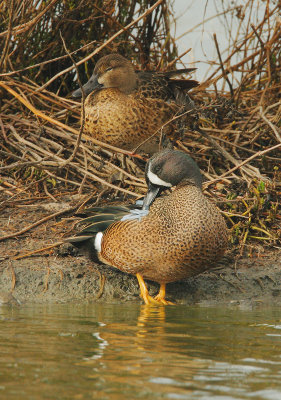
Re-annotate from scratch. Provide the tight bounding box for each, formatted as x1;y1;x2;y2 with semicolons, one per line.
1;304;281;400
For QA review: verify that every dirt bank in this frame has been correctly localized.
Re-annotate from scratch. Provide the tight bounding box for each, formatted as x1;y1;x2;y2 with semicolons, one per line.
0;199;280;307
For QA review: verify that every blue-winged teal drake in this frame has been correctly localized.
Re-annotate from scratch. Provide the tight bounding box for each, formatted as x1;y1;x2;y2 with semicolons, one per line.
68;149;228;305
72;53;198;151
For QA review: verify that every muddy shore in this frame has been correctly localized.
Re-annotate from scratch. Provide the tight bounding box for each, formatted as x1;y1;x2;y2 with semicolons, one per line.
0;199;280;307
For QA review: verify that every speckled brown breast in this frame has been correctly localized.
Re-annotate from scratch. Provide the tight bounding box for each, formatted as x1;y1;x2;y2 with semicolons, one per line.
83;88;179;151
98;183;228;284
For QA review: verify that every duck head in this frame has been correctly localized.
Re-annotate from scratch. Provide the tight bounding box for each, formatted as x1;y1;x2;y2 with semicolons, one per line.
72;53;137;98
142;149;203;210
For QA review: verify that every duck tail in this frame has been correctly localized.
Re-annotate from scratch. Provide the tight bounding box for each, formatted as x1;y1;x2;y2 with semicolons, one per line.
65;206;133;261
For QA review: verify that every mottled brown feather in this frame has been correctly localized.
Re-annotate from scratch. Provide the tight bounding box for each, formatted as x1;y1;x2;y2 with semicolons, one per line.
98;182;227;284
75;53;198;151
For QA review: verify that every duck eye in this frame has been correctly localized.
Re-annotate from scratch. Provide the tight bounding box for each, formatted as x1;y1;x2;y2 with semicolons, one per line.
105;67;113;72
154;165;162;174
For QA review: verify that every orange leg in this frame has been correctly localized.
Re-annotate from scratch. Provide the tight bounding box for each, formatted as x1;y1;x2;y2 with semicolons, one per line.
154;284;175;305
136;274;174;306
136;273;159;305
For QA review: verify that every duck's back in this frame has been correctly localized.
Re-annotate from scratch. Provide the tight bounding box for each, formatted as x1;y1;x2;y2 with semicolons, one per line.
98;184;228;283
136;70;198;105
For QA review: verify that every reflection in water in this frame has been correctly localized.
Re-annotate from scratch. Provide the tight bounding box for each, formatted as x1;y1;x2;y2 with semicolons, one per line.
82;306;207;399
0;304;281;400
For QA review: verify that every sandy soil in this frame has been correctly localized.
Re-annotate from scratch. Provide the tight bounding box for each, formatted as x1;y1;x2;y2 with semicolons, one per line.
1;198;280;307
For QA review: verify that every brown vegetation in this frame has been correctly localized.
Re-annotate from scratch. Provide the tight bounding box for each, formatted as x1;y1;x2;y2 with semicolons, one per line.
0;0;280;258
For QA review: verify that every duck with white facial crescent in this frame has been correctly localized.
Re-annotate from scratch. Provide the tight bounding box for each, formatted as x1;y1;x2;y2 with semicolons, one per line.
67;150;228;305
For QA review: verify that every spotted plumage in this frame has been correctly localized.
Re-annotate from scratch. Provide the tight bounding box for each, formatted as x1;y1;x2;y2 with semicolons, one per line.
67;150;228;305
72;53;198;151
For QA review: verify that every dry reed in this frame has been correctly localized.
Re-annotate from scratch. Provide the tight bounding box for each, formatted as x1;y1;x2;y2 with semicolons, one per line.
0;0;280;250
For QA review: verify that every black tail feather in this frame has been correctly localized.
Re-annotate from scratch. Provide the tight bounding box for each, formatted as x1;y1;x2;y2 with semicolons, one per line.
65;205;136;261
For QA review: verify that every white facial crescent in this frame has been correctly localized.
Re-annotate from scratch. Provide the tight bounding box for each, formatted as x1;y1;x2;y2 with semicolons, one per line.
147;165;172;187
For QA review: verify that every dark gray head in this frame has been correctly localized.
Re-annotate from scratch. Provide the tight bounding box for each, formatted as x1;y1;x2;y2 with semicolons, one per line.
142;149;203;210
72;53;137;98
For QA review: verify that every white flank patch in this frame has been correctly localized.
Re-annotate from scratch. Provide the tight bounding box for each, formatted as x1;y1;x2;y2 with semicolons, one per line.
147;165;172;187
94;232;103;252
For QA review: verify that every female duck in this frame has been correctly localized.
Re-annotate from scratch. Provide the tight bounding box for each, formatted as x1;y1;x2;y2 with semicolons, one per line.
72;53;198;151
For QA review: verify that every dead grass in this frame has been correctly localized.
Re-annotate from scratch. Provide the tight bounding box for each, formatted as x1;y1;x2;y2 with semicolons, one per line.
0;0;280;252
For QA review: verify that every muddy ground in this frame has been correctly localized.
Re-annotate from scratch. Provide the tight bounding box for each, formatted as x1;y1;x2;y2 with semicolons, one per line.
0;196;280;307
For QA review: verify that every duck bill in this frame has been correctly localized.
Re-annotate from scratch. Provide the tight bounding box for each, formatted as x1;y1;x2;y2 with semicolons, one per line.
72;73;103;98
142;183;161;210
